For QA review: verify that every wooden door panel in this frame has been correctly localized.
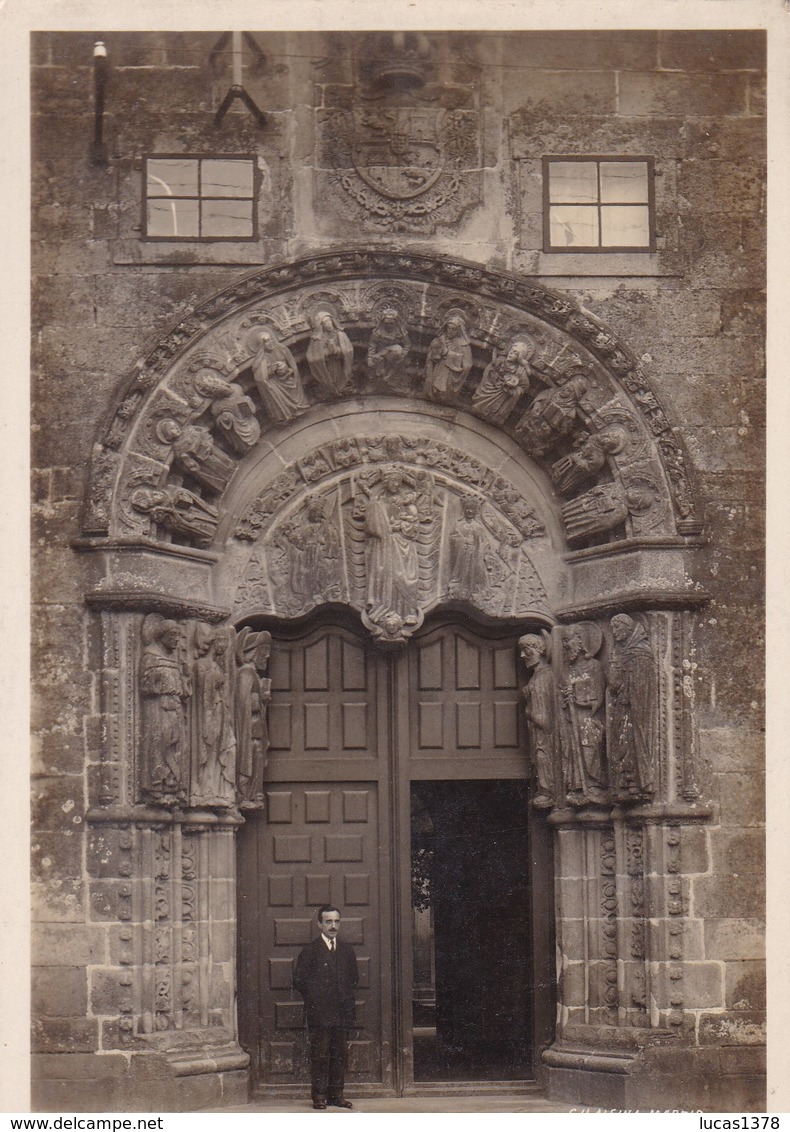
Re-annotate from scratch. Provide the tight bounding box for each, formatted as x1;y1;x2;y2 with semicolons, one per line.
410;626;523;768
258;781;383;1086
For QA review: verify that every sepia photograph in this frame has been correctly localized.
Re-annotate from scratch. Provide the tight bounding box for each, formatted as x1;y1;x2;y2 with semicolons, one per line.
13;1;787;1117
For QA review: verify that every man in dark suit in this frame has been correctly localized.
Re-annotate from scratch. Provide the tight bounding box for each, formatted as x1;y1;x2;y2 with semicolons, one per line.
293;905;358;1110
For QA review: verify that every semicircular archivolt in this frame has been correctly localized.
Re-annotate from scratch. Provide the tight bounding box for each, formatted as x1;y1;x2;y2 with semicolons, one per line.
88;250;699;551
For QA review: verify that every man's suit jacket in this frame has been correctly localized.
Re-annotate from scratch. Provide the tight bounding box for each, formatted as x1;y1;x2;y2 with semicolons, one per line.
293;937;359;1028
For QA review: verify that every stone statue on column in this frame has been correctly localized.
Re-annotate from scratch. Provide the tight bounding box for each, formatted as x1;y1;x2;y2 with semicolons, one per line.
191;624;237;808
606;614;656;801
519;632;558;809
234;627;272;809
139;615;191;804
560;622;608;806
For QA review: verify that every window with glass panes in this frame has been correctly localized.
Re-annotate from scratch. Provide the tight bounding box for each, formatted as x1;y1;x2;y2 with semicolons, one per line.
144;156;257;240
543;157;654;252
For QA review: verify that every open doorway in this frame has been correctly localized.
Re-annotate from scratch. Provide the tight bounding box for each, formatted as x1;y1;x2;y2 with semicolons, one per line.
410;780;533;1082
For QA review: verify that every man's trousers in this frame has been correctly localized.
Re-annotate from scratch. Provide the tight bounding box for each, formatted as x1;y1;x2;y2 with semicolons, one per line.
308;1025;348;1102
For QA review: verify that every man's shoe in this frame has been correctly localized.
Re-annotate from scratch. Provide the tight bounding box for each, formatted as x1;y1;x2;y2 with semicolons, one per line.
312;1100;327;1110
328;1098;353;1109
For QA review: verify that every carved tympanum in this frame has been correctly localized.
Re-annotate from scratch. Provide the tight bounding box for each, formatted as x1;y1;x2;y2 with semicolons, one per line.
250;327;310;423
306;309;354;396
234;628;272;809
139;615;191;804
367;307;411;392
607;614;656;801
519;632;558;809
560;622;607;806
130;485;218;547
423;309;472;401
472;338;532;424
191;625;237;808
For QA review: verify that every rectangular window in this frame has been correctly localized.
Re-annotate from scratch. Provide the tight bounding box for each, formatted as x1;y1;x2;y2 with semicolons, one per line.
143;156;258;241
543;156;655;252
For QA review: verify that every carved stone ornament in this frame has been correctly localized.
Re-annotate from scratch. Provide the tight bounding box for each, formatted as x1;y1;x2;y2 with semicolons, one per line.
560;480;659;544
550;427;627;496
235;459;551;644
516;365;592;458
519;631;558;809
606;614;656;801
193;371;261;454
157;419;237;495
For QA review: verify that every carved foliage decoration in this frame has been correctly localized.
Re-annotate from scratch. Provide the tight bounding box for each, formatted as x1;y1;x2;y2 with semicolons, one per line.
92;252;699;546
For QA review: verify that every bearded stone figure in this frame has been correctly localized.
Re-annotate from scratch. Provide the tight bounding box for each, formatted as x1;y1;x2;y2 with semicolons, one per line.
516;366;591;457
139;615;191;804
306;310;355;396
519;632;558;809
606;614;656;801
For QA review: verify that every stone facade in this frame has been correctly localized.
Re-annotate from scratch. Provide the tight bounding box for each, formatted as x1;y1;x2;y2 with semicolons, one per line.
31;31;765;1111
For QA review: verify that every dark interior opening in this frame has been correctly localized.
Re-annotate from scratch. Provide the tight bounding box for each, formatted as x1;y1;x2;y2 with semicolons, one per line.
410;780;533;1082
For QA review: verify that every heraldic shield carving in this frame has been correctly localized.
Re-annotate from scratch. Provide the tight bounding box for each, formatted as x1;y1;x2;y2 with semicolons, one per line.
351;108;445;201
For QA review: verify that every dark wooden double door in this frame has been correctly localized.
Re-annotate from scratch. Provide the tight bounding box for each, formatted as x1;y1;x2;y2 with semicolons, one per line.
237;618;553;1095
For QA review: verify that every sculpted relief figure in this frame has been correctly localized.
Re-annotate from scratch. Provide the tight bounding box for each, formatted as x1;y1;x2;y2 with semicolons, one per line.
130;484;218;547
519;632;558;809
354;468;437;642
250;328;310;424
234;628;272;809
550;427;627;496
192;625;237;808
560;623;607;805
447;495;490;601
139;615;191;804
472;339;532;424
423;310;473;401
367;307;411;392
561;481;657;544
194;371;261;454
156;419;236;494
516;365;591;457
306;310;354;397
274;495;344;612
607;614;656;801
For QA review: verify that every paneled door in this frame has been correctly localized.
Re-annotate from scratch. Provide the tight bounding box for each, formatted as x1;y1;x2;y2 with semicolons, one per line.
237;624;396;1092
237;618;551;1096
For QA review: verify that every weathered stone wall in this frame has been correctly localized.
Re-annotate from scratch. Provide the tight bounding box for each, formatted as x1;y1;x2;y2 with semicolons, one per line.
31;30;765;1111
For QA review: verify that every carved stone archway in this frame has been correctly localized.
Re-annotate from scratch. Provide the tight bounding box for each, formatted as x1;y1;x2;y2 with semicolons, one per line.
79;250;711;1101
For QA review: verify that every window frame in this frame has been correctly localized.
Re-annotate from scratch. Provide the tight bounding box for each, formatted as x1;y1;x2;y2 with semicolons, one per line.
542;155;656;254
142;154;260;243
